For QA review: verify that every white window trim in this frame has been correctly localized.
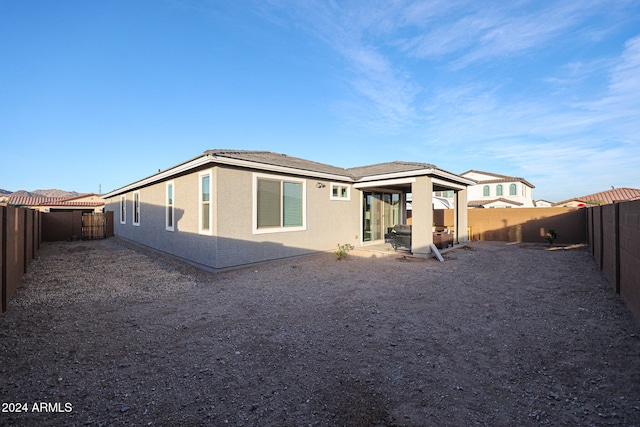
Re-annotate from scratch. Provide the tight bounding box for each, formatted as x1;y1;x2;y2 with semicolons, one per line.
132;191;140;226
166;181;175;232
199;170;213;236
120;195;126;224
252;172;307;234
330;183;351;201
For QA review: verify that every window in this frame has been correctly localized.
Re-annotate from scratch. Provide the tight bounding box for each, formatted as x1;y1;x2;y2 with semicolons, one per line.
483;185;490;197
120;195;126;224
199;171;212;235
509;184;517;196
330;183;350;201
254;173;306;233
496;185;503;196
166;181;174;231
133;191;140;226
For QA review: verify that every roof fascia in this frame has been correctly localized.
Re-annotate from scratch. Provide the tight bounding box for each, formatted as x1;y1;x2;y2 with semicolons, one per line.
431;177;468;191
357;168;475;186
353;177;416;189
102;153;353;199
102;155;212;198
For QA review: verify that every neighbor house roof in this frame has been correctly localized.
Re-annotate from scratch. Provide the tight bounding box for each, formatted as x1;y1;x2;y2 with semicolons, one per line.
103;150;475;198
554;188;640;206
7;196;60;206
460;170;535;188
7;195;104;208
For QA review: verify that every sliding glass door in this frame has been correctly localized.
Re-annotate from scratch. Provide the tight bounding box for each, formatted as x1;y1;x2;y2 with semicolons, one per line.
363;192;401;242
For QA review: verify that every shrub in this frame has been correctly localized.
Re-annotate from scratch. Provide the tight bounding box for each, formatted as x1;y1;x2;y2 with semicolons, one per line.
335;243;352;260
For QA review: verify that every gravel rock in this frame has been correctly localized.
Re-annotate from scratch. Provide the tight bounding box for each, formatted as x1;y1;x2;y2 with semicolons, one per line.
1;239;639;426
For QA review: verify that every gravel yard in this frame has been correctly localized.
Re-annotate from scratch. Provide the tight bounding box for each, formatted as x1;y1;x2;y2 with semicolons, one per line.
1;238;640;426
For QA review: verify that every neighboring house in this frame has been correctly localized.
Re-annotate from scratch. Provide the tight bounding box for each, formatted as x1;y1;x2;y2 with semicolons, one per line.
534;200;554;208
7;194;104;213
102;150;475;272
460;170;535;208
554;187;640;207
405;194;454;216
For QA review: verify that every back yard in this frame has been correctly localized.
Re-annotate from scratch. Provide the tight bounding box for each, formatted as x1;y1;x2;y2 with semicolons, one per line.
1;238;639;426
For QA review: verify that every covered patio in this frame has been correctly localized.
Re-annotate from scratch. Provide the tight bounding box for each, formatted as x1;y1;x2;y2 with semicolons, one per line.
353;170;474;257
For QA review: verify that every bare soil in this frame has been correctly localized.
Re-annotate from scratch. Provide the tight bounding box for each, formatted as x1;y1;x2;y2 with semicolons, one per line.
1;238;639;426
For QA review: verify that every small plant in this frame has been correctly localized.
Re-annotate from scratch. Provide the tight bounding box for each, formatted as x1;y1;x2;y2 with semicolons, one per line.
335;243;352;260
545;229;558;246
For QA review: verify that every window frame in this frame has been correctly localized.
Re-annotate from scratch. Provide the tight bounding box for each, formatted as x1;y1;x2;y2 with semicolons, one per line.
119;195;126;224
166;181;175;232
330;183;350;201
132;191;140;226
253;172;307;234
199;170;213;236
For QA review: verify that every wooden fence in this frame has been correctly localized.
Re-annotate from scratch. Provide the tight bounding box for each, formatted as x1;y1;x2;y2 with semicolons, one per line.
587;200;640;323
42;211;113;242
82;212;107;240
1;206;41;314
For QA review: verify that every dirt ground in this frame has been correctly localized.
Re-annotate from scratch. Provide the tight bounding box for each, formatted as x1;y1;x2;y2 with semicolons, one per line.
1;238;640;426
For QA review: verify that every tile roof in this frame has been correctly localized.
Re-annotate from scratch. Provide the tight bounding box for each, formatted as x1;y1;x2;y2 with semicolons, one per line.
7;195;104;207
461;170;535;188
207;150;444;180
7;196;62;206
206;150;349;177
41;201;104;207
104;149;474;198
346;161;438;179
555;188;640;206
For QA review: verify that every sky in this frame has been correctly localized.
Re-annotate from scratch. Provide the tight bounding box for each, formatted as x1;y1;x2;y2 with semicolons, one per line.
1;0;639;202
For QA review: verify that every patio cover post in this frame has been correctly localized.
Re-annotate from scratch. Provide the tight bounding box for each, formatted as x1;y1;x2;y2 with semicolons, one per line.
455;188;469;244
411;176;434;257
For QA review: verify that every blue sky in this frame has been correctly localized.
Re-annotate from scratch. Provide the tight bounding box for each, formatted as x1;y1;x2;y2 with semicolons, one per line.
1;0;639;202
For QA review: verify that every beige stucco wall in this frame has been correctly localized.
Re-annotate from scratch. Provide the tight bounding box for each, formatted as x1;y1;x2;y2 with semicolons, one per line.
106;165;361;271
105;166;219;269
214;167;360;269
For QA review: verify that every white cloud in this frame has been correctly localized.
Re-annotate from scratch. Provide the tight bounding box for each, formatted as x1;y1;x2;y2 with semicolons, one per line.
259;1;639;200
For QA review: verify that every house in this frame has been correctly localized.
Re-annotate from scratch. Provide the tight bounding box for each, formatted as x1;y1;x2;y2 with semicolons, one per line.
554;187;640;207
102;150;474;272
534;200;554;208
7;194;104;213
460;170;535;208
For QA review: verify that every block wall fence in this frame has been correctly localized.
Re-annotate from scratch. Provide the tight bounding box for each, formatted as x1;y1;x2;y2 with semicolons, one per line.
1;206;41;314
587;200;640;324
